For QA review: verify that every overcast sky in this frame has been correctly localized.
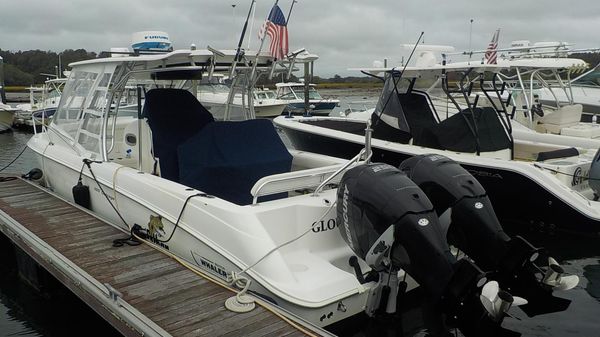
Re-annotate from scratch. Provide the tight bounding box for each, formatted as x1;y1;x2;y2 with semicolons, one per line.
2;0;599;77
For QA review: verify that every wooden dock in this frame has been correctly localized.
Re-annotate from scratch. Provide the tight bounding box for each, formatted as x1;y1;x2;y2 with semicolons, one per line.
0;176;332;337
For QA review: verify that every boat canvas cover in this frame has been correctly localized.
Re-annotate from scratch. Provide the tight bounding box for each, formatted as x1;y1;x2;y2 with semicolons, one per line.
372;73;510;153
142;89;215;182
178;119;292;205
418;107;511;153
373;74;410;133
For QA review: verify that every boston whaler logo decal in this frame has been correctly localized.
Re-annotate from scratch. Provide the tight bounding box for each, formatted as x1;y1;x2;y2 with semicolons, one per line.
148;215;166;237
190;251;229;280
199;257;228;279
145;215;170;250
342;184;355;250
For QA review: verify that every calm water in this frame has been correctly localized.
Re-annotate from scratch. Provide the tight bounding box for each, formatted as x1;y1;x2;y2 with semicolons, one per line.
1;92;599;337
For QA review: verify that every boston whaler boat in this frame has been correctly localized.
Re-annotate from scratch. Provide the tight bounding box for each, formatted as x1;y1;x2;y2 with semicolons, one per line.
24;42;580;335
275;62;600;237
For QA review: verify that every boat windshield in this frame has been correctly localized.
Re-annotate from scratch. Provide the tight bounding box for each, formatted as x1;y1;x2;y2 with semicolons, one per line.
198;83;230;94
292;86;322;100
52;64;117;154
255;90;276;100
573;66;600;87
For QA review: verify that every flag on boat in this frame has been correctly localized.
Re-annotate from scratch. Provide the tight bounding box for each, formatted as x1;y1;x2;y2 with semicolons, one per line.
259;4;289;60
485;29;500;64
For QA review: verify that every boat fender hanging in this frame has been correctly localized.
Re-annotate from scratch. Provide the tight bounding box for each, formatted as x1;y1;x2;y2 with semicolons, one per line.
72;179;91;209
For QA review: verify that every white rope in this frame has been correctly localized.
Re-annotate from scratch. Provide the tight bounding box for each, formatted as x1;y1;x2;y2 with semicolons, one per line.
225;199;338;313
224;273;256;313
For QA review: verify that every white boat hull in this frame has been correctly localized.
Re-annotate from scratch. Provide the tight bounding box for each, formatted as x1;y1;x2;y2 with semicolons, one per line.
0;107;15;132
27;130;393;327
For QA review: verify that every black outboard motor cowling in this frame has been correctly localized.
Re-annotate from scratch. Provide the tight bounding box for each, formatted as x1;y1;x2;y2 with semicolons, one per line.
399;154;512;270
337;163;512;336
589;148;600;200
338;163;455;297
399;154;577;316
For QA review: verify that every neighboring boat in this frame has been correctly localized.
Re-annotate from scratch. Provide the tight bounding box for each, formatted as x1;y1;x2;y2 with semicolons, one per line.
253;87;289;117
537;62;600;119
25;46;570;336
274;62;600;236
0;55;14;133
429;57;600;149
275;82;339;116
14;77;66;130
197;76;288;118
0;102;18;133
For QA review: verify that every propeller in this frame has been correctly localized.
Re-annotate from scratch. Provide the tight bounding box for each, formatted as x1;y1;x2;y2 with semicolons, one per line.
542;257;579;291
480;281;528;322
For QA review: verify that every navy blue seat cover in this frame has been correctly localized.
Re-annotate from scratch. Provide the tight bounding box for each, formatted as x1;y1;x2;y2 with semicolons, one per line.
142;88;214;182
178;119;293;205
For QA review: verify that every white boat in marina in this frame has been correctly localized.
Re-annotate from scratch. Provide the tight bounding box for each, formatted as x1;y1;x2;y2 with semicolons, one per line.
447;32;600;149
25;48;399;328
23;43;576;336
276;82;339;116
0;55;14;133
0;102;18;133
197;76;288;118
14;77;66;130
275;62;600;237
537;62;600;118
385;34;600;152
253;87;289;117
424;56;600;149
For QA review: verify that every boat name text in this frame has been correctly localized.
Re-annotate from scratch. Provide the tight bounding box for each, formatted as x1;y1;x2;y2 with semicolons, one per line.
312;219;337;233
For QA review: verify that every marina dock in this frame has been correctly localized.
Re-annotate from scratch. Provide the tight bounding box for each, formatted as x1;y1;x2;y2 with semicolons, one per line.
0;176;330;337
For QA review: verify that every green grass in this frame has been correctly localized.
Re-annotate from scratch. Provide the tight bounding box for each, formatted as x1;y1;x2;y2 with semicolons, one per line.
4;86;30;92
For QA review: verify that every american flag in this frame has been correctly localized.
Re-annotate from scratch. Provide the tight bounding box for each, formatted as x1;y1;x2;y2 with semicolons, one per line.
485;29;500;64
259;5;288;60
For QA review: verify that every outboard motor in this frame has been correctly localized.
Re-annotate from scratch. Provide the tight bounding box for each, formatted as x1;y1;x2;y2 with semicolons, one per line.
399;154;579;316
338;163;520;336
589;148;600;200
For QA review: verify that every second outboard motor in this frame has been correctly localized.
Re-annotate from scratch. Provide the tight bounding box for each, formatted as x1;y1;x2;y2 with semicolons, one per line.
338;163;521;336
589;148;600;200
399;154;579;316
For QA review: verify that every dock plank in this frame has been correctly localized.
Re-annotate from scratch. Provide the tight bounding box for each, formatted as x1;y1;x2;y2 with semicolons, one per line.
0;178;321;337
